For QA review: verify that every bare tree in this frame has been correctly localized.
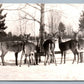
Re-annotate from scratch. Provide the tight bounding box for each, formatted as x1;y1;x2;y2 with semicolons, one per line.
47;10;62;34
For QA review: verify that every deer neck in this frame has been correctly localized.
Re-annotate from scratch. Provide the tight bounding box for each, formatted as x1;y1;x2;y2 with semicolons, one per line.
58;37;62;44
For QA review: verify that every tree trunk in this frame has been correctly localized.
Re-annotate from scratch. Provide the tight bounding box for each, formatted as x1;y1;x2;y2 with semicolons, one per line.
39;4;45;52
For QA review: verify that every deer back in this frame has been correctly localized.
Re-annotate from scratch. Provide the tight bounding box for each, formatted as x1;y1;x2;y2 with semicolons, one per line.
0;41;23;53
43;39;55;53
24;41;36;55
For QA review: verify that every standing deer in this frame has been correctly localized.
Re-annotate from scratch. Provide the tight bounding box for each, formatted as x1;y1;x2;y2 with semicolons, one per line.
0;34;30;66
43;35;57;66
58;36;80;64
0;41;24;65
19;41;36;67
78;38;84;62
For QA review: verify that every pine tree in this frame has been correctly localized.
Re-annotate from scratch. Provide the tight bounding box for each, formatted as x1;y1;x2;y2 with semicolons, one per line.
0;4;7;37
58;22;65;37
79;11;84;31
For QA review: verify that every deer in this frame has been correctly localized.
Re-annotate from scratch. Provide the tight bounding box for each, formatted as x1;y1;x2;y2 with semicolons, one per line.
77;37;84;63
19;41;36;67
43;33;57;66
0;41;24;66
58;35;80;64
0;34;30;66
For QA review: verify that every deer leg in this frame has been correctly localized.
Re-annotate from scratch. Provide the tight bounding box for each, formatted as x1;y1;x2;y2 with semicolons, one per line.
30;53;35;65
48;54;51;65
80;52;83;63
35;53;38;65
64;51;66;64
72;53;76;64
1;55;5;66
1;53;4;66
80;52;82;63
33;53;36;65
39;55;41;63
19;51;24;67
24;52;27;64
15;52;18;66
30;54;32;64
31;53;36;65
1;51;7;66
47;54;49;64
38;53;41;63
52;52;57;66
77;53;79;64
54;56;57;66
51;53;54;63
31;54;34;65
77;51;80;64
24;58;26;64
60;51;63;64
24;54;29;64
26;55;30;67
44;54;48;65
24;54;30;67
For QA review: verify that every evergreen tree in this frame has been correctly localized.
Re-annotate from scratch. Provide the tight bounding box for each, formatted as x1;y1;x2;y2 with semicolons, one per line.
0;4;7;37
7;32;12;37
79;11;84;31
58;22;65;37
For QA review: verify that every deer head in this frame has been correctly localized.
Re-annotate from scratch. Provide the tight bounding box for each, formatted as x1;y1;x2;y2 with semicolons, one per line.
23;33;31;42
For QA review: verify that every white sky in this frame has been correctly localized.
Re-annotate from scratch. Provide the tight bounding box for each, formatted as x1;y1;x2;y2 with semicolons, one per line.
2;4;84;36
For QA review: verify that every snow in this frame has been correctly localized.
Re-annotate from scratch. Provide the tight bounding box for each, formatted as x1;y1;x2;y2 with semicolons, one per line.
0;51;83;81
0;41;84;80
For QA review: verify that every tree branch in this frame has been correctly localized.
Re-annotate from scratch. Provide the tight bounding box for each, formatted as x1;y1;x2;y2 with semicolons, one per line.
36;4;41;7
20;16;37;21
27;4;41;11
21;9;40;24
3;4;27;11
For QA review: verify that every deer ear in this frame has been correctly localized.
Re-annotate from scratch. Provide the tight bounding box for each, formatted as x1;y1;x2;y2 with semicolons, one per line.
49;34;52;37
54;32;59;38
53;33;55;37
27;33;31;38
29;33;31;37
